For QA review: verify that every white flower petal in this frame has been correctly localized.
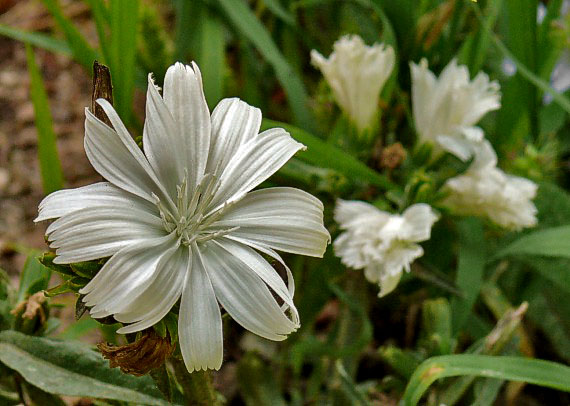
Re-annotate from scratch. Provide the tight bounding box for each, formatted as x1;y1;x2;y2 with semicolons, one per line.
85;105;172;207
115;246;188;333
211;128;305;208
401;204;439;242
81;234;177;317
46;203;165;264
378;269;403;297
206;98;262;175
213;187;329;257
179;244;223;372
143;75;185;196
311;35;395;132
334;199;437;296
36;182;152;222
410;58;500;155
163;62;211;190
444;164;538;230
202;241;299;341
215;238;298;325
334;199;390;230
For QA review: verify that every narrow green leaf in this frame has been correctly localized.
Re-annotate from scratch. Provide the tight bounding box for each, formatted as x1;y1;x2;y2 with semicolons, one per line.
84;0;111;64
262;119;397;190
0;331;171;405
458;0;503;73
263;0;296;26
196;7;226;107
237;353;287;406
57;317;99;340
25;44;64;194
0;24;71;55
401;355;570;406
40;0;98;69
451;218;485;335
216;0;312;129
495;225;570;259
472;3;570;115
109;0;138;123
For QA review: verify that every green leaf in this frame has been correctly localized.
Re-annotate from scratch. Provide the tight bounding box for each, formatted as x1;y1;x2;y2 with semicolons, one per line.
195;5;226;107
216;0;312;129
261;119;397;190
40;0;98;69
0;331;171;405
109;0;139;123
57;317;99;340
471;3;570;116
401;355;570;406
263;0;296;26
17;255;51;304
451;218;486;335
84;0;111;64
0;24;72;55
495;225;570;259
25;44;64;194
237;353;287;406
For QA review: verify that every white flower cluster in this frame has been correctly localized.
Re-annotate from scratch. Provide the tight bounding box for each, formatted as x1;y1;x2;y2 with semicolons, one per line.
311;35;395;133
411;58;501;160
411;59;537;230
334;201;438;297
324;44;538;296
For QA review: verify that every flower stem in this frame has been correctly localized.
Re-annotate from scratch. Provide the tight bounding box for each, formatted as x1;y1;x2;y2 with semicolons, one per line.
171;358;220;406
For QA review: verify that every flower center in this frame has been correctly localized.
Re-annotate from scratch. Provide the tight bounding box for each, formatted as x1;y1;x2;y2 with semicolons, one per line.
154;172;237;246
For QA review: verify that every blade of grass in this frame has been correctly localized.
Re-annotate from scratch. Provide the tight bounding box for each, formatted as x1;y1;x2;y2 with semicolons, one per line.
215;0;313;130
262;119;397;190
401;355;570;406
458;0;503;73
451;218;485;335
0;24;71;56
40;0;97;69
494;225;570;259
263;0;296;26
471;2;570;115
26;44;64;194
173;0;195;61
84;0;111;64
196;6;226;107
109;0;138;124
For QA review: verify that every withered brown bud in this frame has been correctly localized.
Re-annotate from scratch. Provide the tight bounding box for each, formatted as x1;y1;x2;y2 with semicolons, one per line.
11;291;47;322
97;329;174;376
380;142;407;170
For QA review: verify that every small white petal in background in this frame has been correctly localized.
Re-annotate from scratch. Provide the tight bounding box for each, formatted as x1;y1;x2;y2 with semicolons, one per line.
311;34;395;133
443;139;538;231
36;61;331;373
410;59;500;158
334;200;438;297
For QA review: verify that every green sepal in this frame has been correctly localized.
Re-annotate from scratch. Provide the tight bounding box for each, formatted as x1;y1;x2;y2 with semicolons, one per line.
75;294;88;320
44;282;73;297
164;312;178;345
70;260;104;278
153;319;167;339
68;277;91;291
39;252;74;277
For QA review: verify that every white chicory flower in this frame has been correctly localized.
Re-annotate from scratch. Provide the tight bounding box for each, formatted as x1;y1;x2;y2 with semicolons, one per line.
410;58;501;159
311;34;395;133
36;62;330;372
443;139;538;230
334;200;438;297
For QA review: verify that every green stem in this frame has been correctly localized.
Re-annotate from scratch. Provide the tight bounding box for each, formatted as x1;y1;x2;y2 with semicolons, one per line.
171;358;220;406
